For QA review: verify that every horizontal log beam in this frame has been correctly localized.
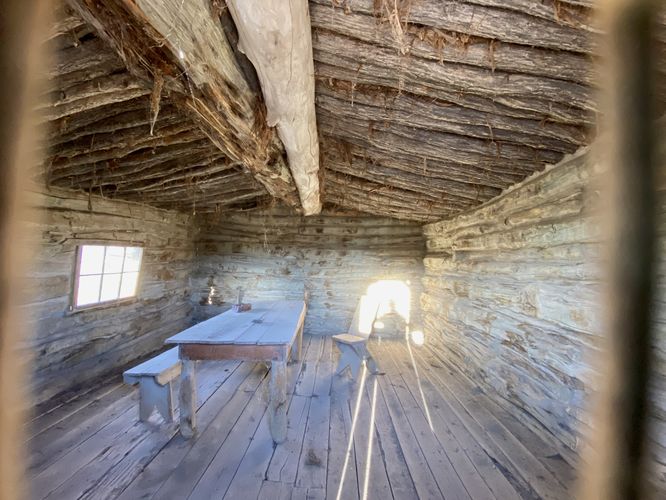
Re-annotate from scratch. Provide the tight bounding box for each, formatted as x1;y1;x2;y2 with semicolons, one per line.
46;139;219;184
47;103;183;147
50;149;226;189
324;170;460;221
123;164;242;193
325;160;490;211
47;37;123;86
39;72;151;121
321;138;529;188
456;0;596;31
131;186;267;208
45;96;148;142
49;126;205;170
123;171;256;197
315;0;595;53
50;113;193;159
315;62;592;129
317;111;560;168
313;30;595;115
316;84;585;152
321;145;501;203
310;3;595;85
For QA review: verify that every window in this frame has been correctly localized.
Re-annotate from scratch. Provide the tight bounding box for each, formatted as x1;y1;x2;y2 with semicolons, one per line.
73;245;143;308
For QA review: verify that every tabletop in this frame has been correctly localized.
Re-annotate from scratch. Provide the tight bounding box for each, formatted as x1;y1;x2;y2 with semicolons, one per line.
165;300;305;347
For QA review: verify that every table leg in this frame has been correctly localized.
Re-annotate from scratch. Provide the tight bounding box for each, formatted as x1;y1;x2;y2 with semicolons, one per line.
268;360;287;444
179;358;197;438
292;321;304;362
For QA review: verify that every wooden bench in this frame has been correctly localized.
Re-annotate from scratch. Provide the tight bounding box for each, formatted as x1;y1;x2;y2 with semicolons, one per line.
333;295;380;379
123;347;181;422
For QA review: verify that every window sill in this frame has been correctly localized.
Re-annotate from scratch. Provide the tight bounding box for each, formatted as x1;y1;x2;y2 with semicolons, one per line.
66;297;139;316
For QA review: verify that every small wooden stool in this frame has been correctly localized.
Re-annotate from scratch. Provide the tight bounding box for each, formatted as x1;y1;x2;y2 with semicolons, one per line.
333;333;379;378
333;295;380;379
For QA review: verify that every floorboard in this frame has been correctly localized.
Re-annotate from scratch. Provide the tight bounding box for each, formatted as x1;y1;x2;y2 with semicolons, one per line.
28;335;577;500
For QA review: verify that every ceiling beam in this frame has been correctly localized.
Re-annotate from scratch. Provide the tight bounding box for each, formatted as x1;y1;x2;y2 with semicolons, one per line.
226;0;322;215
66;0;303;210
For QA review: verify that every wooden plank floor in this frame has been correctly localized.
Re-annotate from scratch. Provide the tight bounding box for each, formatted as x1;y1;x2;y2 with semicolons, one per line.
26;335;576;500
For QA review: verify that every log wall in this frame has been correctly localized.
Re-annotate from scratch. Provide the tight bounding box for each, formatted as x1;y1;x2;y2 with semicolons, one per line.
193;210;424;335
422;148;666;487
22;187;195;405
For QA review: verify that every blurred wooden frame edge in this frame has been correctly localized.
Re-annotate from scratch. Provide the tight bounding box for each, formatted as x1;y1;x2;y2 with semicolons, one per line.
579;1;661;499
1;1;51;499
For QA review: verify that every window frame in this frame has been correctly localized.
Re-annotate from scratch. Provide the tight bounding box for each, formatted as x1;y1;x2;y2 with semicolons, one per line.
69;242;145;312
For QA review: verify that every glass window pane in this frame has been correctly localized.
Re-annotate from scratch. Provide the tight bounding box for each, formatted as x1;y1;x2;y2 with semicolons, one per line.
79;246;105;275
119;272;139;299
100;273;121;302
103;246;125;273
77;275;101;306
123;247;143;272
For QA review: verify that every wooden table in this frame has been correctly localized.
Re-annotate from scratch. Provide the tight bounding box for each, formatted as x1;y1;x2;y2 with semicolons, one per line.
165;300;306;443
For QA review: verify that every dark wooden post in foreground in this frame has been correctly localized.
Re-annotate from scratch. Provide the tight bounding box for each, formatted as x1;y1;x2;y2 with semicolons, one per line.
0;1;49;498
580;1;660;498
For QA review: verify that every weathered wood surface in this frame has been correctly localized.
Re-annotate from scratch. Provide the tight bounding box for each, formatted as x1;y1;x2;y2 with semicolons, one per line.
27;335;576;499
227;0;321;215
309;2;596;85
422;146;666;495
22;186;195;405
423;149;600;454
166;301;304;346
66;0;303;210
178;358;197;439
317;0;595;52
41;21;268;214
123;347;180;384
39;1;666;222
136;375;175;422
269;360;288;444
306;0;610;220
192;208;425;335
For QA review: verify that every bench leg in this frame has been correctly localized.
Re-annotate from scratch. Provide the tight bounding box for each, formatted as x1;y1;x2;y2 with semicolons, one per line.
269;360;287;444
138;378;175;422
365;354;379;375
160;381;175;423
179;359;197;438
357;345;379;375
334;342;349;375
335;342;362;378
335;342;379;379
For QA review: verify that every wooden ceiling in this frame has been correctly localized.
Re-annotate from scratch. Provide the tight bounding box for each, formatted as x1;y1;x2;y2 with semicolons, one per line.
41;6;273;214
40;1;665;222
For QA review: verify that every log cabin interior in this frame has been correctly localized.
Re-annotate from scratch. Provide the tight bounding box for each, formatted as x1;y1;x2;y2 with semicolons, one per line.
3;0;666;499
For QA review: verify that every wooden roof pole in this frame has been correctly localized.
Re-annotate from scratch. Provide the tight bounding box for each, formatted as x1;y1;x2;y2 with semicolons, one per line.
226;0;322;215
67;0;304;211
